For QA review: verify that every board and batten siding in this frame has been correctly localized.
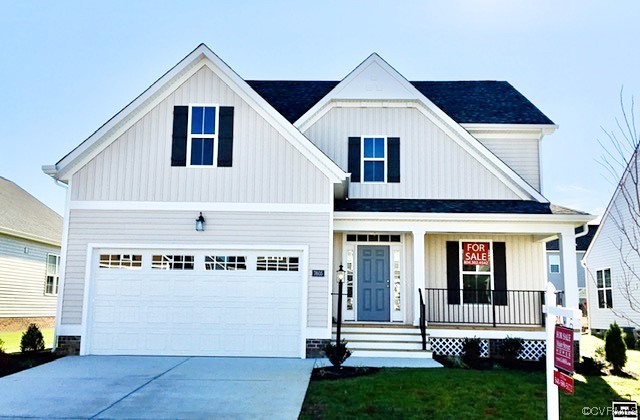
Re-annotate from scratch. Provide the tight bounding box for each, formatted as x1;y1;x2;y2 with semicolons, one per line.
0;234;59;318
426;234;546;291
303;107;522;200
585;189;640;329
473;137;541;191
70;65;331;204
60;210;331;328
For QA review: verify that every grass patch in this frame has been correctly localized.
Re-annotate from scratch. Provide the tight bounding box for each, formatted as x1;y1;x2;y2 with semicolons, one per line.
301;334;640;419
0;329;54;353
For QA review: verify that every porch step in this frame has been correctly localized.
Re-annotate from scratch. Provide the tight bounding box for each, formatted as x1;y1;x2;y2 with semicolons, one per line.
332;324;432;358
350;349;434;358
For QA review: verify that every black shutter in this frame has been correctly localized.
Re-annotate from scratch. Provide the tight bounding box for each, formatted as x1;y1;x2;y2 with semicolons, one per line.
446;241;460;304
217;106;234;167
387;137;400;182
171;106;188;166
348;137;361;182
493;242;507;306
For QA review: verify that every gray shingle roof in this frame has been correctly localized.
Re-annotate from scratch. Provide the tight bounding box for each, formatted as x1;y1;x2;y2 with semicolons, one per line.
334;199;590;215
0;177;62;246
246;80;554;125
546;224;599;251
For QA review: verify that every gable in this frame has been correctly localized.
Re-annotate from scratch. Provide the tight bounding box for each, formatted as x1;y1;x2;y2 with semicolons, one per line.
71;66;333;204
304;106;524;200
46;44;346;185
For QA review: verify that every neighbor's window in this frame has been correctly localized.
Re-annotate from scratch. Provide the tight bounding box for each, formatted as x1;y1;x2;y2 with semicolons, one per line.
257;256;299;271
460;242;492;304
151;255;195;270
99;254;142;269
188;105;217;166
548;254;561;273
596;268;613;308
44;254;60;295
362;137;386;182
205;256;247;271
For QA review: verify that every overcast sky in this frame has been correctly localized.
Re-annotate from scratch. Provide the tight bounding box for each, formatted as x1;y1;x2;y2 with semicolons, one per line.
2;1;639;217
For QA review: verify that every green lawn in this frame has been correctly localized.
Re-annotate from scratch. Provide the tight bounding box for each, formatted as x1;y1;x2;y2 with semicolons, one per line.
301;335;639;419
0;329;55;353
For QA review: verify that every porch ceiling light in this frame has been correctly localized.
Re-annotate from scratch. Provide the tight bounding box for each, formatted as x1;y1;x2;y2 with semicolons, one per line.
337;264;345;283
195;212;205;232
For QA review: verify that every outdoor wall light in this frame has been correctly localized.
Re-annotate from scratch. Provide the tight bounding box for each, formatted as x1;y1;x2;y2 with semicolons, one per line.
195;212;205;231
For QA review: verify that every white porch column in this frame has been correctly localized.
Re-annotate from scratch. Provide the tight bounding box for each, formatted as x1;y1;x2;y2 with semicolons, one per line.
559;228;579;310
412;229;426;325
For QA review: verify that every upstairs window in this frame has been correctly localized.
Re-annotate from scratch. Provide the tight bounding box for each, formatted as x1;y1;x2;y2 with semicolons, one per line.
188;105;217;166
362;137;386;182
596;268;613;308
44;254;60;295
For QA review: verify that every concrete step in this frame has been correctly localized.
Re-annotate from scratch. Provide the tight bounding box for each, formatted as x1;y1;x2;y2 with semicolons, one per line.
351;349;433;358
333;333;425;342
345;340;427;351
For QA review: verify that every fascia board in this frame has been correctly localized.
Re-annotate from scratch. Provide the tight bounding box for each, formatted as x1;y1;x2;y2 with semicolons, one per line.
0;227;62;247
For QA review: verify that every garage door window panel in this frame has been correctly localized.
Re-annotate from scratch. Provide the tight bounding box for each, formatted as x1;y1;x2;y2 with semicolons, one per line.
152;255;195;270
205;256;247;271
99;254;143;269
257;256;299;272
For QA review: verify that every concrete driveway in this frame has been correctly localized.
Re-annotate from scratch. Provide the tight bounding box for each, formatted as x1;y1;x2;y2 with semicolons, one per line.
0;356;315;419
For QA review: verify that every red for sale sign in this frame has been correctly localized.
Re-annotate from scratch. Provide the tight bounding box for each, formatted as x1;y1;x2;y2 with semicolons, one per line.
554;325;574;372
553;370;574;395
462;242;490;266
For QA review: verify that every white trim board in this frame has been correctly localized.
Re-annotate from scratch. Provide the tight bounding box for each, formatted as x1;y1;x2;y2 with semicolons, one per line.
69;201;332;213
45;44;347;184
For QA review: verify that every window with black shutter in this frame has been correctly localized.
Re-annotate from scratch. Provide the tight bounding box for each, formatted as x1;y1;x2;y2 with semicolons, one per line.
171;104;234;167
347;136;400;183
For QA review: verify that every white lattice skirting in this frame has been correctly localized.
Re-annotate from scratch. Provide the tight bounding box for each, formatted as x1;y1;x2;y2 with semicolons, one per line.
430;337;546;361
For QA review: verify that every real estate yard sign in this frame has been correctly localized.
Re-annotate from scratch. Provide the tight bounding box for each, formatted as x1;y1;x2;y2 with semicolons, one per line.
554;325;574;373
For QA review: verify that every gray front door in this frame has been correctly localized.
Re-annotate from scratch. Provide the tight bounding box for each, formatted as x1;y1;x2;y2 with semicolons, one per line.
357;245;390;321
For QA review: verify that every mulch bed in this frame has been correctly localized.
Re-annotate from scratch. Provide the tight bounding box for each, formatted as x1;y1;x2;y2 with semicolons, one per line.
311;366;380;381
0;351;63;378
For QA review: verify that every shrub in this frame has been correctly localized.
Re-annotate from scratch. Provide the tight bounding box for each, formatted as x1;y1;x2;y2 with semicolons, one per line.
0;338;4;353
323;340;351;367
576;356;606;376
462;337;482;368
604;322;627;372
502;337;523;364
20;323;45;353
623;330;636;350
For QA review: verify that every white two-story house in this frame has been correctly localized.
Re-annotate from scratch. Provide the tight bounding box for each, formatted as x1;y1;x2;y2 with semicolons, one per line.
43;44;593;359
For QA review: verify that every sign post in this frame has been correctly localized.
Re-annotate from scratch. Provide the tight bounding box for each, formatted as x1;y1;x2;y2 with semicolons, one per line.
542;282;581;420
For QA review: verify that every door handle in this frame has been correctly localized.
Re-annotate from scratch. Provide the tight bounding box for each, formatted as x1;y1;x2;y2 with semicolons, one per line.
386;280;390;288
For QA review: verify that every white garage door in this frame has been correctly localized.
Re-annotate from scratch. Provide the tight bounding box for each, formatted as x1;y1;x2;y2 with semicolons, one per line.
86;249;303;357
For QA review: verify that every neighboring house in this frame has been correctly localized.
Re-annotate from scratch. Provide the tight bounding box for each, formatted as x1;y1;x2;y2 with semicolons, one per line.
546;224;598;306
584;143;640;332
43;44;593;359
0;177;63;331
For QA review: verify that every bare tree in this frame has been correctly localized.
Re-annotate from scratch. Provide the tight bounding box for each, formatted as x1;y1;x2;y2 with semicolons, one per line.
597;89;640;327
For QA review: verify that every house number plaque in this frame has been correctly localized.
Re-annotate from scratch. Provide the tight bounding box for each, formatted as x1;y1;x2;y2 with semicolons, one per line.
312;270;325;277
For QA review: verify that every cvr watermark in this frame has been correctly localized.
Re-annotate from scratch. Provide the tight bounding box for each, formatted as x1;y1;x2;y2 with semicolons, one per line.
582;401;638;419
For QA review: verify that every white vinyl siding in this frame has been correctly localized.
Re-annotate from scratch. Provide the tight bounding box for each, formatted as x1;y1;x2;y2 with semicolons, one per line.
474;137;541;191
303;107;522;200
60;210;330;328
0;233;59;318
70;66;331;204
426;234;546;291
